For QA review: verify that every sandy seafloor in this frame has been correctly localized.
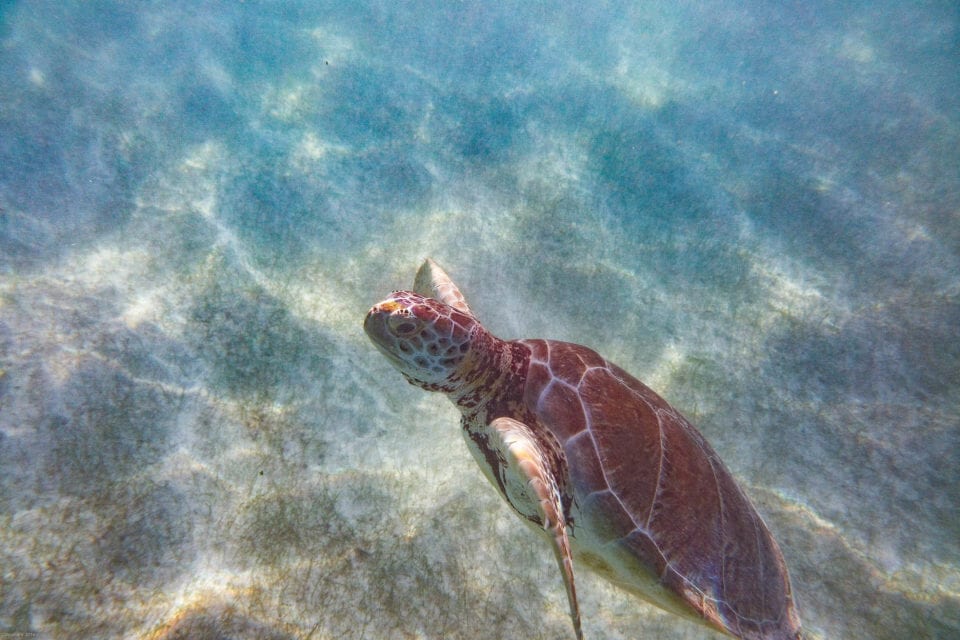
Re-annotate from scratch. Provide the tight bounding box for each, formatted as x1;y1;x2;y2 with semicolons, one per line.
0;1;958;639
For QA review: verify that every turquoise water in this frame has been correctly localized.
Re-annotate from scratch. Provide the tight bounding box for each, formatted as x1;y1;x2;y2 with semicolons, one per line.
1;2;958;638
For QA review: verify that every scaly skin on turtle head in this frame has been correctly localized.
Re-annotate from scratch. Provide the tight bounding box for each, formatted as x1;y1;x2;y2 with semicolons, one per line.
364;290;480;392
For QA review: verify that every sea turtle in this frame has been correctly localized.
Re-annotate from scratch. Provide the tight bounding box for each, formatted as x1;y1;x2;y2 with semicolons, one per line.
364;259;802;640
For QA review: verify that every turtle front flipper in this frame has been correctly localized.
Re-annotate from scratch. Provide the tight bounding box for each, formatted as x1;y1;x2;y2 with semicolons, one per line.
414;258;473;316
489;417;583;640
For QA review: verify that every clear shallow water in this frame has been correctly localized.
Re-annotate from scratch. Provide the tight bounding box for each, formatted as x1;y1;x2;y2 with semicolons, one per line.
1;1;958;638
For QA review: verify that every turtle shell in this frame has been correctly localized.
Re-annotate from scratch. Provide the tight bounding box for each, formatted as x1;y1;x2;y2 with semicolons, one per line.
519;339;801;640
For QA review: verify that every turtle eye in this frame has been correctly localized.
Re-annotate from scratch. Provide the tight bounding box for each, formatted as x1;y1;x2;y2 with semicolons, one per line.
388;312;420;336
394;322;417;336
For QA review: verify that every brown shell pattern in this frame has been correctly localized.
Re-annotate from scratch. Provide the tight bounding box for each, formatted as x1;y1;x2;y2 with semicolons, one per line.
520;339;801;640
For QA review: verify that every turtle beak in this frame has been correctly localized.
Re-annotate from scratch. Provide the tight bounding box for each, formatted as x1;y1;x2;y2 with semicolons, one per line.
364;303;390;345
364;302;404;368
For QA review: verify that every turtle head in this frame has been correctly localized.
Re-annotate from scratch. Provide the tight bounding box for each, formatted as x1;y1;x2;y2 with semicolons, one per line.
364;290;479;391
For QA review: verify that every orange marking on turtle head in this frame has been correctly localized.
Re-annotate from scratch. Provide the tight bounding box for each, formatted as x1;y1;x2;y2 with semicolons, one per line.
376;299;403;313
